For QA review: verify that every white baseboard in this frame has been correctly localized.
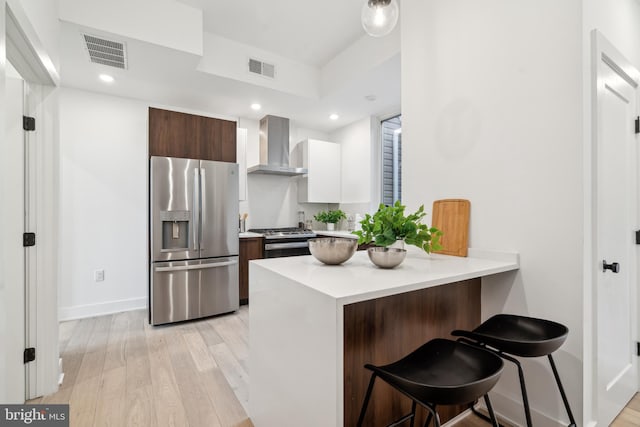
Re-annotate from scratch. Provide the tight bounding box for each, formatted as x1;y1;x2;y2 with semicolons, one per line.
58;297;147;321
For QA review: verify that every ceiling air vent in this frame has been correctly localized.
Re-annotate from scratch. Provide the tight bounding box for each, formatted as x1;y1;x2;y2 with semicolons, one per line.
82;34;127;69
248;58;275;78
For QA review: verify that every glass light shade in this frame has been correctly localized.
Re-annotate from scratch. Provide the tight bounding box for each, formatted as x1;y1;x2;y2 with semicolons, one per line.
361;0;399;37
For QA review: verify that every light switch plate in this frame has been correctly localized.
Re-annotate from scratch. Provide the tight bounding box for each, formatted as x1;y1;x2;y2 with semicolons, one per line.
94;269;105;282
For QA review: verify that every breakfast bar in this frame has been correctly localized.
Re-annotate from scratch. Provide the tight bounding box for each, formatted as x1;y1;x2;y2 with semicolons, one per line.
248;247;519;427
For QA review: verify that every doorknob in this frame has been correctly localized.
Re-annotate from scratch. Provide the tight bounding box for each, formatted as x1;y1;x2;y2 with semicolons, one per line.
603;260;620;273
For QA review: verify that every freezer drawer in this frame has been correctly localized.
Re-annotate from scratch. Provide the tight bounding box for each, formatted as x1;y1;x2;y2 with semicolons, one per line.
151;257;239;325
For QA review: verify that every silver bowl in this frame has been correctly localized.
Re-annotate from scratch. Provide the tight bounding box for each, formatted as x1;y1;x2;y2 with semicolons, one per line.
308;237;358;265
367;247;407;269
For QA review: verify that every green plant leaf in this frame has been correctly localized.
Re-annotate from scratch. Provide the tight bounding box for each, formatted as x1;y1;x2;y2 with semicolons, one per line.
356;202;443;254
314;209;347;224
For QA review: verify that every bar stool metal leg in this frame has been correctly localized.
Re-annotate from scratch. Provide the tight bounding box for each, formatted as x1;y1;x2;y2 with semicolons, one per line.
423;404;440;427
388;411;416;427
483;394;500;427
409;401;417;427
498;352;533;427
548;355;577;427
423;412;432;427
357;373;377;427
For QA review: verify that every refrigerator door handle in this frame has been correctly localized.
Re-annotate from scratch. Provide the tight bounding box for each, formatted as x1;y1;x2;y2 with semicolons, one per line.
155;260;238;273
193;167;200;251
200;167;206;250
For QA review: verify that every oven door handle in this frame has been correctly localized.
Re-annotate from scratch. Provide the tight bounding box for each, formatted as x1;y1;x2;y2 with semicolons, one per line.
264;242;309;251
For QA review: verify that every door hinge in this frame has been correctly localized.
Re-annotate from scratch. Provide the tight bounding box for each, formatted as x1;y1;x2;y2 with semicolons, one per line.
23;232;36;247
23;347;35;364
23;116;35;131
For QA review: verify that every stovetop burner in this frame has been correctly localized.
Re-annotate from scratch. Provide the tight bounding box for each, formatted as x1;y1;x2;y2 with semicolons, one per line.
248;227;316;239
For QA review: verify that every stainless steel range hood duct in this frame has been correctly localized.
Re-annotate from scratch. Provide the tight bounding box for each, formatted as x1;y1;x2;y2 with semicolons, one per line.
247;115;307;176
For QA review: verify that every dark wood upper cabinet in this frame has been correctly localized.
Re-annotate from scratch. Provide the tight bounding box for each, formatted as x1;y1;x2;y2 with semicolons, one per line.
149;107;237;162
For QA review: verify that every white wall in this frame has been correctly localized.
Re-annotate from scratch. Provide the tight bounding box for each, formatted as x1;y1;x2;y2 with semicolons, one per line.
59;0;203;55
199;33;319;99
15;0;60;72
583;0;640;69
402;1;583;425
58;88;149;320
321;27;400;96
239;116;330;229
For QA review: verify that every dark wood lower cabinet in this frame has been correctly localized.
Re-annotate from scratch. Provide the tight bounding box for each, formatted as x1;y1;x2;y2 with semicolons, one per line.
343;278;481;426
239;237;264;305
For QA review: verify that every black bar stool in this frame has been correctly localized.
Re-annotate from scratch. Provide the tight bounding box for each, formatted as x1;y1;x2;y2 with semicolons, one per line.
452;314;576;427
356;338;504;427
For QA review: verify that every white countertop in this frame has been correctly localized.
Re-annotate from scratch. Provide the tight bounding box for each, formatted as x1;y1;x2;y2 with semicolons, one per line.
239;232;264;238
251;247;519;305
312;229;358;239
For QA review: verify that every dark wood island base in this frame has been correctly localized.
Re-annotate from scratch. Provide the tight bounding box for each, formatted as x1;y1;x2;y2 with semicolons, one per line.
344;278;481;426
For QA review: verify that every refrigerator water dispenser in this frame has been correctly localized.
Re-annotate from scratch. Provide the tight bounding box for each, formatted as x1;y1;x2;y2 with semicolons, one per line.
160;210;191;250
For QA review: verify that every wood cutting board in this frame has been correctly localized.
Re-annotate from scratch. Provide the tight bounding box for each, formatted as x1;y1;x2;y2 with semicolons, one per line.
431;199;470;257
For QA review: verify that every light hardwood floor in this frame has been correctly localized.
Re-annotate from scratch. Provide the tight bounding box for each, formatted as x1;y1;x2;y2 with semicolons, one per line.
30;308;252;427
611;393;640;426
31;307;636;427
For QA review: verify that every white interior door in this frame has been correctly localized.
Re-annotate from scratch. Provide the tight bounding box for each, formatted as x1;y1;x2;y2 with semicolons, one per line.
594;33;639;426
3;69;26;403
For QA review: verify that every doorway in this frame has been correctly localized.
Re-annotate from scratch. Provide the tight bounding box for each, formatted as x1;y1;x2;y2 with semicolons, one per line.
4;1;60;401
591;30;640;426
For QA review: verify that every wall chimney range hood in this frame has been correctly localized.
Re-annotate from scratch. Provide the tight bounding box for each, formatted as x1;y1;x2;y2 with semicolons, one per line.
247;115;307;176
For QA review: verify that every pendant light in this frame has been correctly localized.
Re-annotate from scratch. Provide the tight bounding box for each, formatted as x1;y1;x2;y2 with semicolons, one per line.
361;0;399;37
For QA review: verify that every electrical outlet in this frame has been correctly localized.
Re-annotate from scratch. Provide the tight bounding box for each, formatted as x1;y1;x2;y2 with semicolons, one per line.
94;269;105;282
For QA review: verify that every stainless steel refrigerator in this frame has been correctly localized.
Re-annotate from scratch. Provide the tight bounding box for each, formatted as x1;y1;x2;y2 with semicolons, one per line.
149;156;239;325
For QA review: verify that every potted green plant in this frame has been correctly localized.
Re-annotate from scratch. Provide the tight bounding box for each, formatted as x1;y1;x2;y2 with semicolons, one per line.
314;209;347;231
353;201;442;267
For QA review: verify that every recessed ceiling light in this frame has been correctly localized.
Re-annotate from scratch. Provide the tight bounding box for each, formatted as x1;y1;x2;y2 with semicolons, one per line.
329;113;339;120
251;103;262;111
99;74;114;83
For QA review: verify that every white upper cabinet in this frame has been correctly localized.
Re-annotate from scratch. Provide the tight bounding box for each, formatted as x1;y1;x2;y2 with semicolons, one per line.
237;128;248;201
293;139;341;203
334;117;372;204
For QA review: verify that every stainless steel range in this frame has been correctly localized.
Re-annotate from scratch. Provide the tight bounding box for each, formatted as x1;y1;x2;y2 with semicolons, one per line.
248;227;316;258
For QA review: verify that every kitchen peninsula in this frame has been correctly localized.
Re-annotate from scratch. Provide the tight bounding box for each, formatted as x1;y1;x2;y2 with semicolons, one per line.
248;247;519;427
